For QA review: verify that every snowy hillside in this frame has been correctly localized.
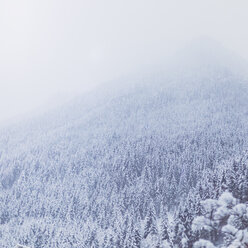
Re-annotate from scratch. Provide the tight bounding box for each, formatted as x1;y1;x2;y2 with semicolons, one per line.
0;45;248;247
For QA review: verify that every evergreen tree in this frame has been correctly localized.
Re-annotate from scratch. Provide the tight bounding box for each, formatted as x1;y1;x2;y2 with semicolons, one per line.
161;212;169;241
133;228;141;248
192;192;248;247
144;203;157;239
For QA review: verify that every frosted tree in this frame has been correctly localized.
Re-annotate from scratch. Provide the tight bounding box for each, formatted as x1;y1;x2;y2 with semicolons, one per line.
143;203;157;239
192;192;248;247
161;212;169;242
133;228;141;248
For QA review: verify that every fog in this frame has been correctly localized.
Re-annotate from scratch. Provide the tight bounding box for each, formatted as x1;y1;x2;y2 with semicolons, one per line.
0;0;248;122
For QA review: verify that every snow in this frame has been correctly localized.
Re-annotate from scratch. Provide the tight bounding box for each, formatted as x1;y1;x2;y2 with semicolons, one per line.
193;239;216;248
218;192;236;208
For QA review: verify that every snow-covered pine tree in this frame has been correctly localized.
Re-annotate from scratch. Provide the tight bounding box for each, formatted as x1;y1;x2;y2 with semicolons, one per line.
192;192;248;247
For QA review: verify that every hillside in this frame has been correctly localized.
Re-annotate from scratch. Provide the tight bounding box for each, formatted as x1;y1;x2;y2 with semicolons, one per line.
0;45;248;247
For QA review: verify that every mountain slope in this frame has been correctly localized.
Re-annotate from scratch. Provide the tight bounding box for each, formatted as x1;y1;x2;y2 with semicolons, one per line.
0;45;248;247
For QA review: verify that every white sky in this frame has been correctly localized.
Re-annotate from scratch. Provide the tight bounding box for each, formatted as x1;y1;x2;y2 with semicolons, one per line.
0;0;248;122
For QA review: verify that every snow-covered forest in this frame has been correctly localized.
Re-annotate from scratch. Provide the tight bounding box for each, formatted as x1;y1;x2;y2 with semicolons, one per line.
0;45;248;247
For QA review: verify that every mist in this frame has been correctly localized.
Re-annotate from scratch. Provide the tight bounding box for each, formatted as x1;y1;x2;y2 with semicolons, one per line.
0;0;248;122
